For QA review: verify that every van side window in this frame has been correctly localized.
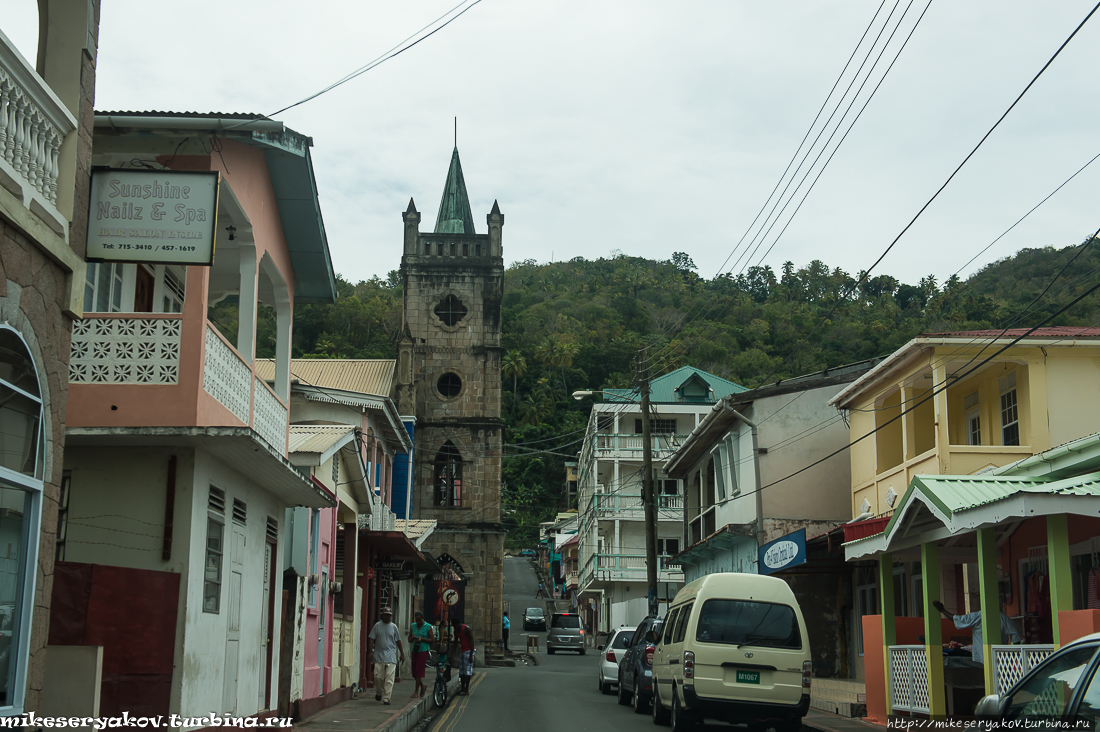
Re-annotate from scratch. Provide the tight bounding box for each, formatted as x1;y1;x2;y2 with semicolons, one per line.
662;609;680;645
673;602;693;643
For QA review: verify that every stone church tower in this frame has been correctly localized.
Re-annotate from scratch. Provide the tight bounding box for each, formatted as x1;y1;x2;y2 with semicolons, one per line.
396;148;505;651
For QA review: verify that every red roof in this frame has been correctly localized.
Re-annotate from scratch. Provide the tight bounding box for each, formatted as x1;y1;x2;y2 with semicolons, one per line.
921;327;1100;339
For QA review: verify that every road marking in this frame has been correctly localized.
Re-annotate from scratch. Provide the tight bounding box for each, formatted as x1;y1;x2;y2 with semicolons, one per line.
436;672;487;732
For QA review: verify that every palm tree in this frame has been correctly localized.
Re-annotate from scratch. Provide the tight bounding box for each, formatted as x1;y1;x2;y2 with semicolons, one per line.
502;349;527;415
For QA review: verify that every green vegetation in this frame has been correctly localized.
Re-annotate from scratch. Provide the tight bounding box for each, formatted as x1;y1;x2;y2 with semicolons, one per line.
223;239;1100;548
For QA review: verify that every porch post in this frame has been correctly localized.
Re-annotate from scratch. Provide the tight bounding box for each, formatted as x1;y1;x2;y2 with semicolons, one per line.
1046;514;1073;646
878;552;896;715
921;542;946;715
976;527;1000;695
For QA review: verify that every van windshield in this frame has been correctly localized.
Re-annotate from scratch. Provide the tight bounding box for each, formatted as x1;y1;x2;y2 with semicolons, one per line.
551;615;581;629
695;599;802;649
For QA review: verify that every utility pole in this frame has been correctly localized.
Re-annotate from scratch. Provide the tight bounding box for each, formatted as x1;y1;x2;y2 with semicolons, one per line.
639;361;659;617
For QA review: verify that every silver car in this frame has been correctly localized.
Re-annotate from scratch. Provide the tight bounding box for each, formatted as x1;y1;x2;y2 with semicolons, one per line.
596;627;633;694
547;613;585;655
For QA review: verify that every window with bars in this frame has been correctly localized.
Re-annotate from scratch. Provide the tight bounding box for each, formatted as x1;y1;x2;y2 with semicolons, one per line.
204;487;226;614
161;266;185;313
635;418;677;434
434;295;468;327
434;441;463;507
1000;372;1020;447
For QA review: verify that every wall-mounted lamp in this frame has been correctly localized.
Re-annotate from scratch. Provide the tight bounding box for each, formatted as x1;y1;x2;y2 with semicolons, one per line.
226;225;236;241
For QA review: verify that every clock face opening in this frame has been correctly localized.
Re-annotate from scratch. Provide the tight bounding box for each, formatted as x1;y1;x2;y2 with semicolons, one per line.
438;372;462;398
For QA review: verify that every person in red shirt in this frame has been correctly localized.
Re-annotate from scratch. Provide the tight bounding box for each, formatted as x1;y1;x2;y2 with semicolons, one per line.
452;619;475;695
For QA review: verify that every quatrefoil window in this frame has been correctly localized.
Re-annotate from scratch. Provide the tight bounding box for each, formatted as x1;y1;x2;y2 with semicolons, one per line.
434;295;468;327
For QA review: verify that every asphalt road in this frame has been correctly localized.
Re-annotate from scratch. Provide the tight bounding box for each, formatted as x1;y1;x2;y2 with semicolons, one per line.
428;557;660;732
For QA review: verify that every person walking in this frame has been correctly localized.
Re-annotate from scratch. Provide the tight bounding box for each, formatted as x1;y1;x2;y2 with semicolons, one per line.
535;581;546;599
932;600;1021;664
502;611;510;651
367;607;405;704
452;619;476;696
408;610;435;698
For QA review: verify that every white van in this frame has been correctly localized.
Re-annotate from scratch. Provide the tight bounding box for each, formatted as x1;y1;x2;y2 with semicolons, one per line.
651;573;811;732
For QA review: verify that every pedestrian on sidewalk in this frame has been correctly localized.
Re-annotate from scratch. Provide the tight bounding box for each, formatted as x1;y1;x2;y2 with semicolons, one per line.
932;600;1021;664
408;610;435;699
502;611;510;651
452;619;476;696
535;581;546;598
368;606;405;705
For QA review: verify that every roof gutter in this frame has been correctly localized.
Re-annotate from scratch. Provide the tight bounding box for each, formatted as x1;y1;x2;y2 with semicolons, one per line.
94;115;285;132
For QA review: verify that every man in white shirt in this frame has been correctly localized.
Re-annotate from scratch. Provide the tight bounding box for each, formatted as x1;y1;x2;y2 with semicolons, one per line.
932;600;1021;665
368;606;406;704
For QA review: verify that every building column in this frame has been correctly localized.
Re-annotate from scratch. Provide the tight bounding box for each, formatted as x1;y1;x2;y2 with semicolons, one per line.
878;552;896;716
237;242;258;363
1047;514;1073;645
932;365;951;473
976;527;1000;695
921;542;946;715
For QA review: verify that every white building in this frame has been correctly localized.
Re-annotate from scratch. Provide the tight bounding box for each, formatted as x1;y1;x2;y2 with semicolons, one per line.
576;367;746;633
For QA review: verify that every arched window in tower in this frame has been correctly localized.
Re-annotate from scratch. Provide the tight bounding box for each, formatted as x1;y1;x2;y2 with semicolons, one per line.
434;441;462;507
434;295;468;327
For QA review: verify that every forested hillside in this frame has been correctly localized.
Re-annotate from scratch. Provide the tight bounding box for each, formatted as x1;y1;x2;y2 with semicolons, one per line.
219;239;1100;546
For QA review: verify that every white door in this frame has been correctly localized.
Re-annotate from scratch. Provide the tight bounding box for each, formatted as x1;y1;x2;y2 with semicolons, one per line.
318;568;328;696
223;527;245;713
259;541;273;709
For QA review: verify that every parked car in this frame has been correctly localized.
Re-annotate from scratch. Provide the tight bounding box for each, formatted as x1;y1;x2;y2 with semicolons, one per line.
597;627;634;694
617;615;665;714
976;631;1100;722
523;607;546;631
547;612;585;655
651;573;811;732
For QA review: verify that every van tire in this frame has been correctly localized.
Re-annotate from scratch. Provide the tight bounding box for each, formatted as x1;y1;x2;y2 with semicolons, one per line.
617;671;631;706
652;686;671;725
777;717;804;732
633;675;650;714
670;691;695;732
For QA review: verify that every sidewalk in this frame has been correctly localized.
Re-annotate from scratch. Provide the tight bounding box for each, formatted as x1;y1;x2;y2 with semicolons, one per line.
295;676;460;732
803;709;884;732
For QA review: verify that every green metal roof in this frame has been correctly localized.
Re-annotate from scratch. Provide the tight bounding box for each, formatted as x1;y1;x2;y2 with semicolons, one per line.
605;366;746;404
434;147;476;234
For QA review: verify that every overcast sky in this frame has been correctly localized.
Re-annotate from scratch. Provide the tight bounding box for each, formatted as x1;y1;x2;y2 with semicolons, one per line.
8;1;1100;286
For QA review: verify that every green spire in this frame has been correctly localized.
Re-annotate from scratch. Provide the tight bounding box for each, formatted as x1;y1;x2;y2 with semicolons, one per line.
434;147;476;235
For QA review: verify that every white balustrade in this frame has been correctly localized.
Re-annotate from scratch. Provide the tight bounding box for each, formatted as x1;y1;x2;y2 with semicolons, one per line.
991;644;1055;698
69;316;182;384
0;30;76;235
203;325;252;423
253;376;287;454
889;645;930;714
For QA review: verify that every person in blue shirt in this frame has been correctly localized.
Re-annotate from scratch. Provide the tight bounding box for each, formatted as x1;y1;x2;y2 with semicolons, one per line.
502;611;510;650
933;600;1021;664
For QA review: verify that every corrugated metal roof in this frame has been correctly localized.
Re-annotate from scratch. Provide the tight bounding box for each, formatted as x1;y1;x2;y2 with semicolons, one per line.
288;425;356;455
96;110;268;119
605;366;746;404
395;519;436;540
921;327;1100;339
913;471;1100;516
256;359;395;397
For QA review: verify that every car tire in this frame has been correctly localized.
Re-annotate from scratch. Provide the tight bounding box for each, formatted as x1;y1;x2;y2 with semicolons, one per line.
580;648;586;656
601;680;613;695
618;670;631;706
548;647;555;655
652;685;671;725
633;675;650;714
670;690;695;732
777;717;803;732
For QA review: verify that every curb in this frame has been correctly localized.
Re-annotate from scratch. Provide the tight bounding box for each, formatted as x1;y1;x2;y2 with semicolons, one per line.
523;652;540;666
380;676;462;732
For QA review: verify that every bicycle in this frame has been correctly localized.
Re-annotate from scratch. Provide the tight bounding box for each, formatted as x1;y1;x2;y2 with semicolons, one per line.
431;650;451;708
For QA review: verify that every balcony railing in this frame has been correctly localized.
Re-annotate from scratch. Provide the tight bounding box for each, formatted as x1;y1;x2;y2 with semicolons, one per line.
253;375;288;453
0;30;77;236
594;433;690;456
70;315;182;384
888;645;930;714
593;493;684;516
991;644;1055;698
590;553;683;583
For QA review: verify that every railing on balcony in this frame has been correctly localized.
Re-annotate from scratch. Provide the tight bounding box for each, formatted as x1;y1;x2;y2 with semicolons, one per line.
69;315;183;384
594;433;690;455
591;553;683;582
888;645;930;714
253;375;288;453
0;30;77;235
203;324;252;423
991;644;1055;698
594;493;684;515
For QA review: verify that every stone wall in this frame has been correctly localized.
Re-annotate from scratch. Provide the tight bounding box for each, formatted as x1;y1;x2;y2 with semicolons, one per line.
419;528;505;654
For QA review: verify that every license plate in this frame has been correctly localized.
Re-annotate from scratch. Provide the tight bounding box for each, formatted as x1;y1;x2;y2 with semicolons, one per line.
736;670;761;684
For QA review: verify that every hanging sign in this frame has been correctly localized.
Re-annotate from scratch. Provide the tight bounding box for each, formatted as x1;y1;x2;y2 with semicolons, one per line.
758;528;807;575
442;588;460;606
87;169;220;265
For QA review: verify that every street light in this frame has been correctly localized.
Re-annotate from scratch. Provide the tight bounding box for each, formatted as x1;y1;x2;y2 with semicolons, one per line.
572;386;660;616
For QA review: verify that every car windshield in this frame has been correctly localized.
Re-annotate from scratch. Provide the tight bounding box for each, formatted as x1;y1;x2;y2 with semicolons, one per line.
695;599;802;649
552;615;581;629
526;608;544;617
612;631;633;649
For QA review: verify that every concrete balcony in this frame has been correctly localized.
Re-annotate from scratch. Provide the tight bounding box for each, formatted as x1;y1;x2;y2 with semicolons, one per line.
68;315;289;455
587;553;684;586
594;433;690;459
591;492;684;520
0;29;76;240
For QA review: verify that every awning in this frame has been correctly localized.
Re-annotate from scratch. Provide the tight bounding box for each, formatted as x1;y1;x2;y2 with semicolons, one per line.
66;426;335;508
362;529;438;573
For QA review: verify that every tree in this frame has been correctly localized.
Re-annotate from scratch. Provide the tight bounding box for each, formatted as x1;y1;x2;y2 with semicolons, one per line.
502;349;527;415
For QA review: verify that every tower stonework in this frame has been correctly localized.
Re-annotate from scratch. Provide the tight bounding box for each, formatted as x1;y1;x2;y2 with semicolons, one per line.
397;148;505;654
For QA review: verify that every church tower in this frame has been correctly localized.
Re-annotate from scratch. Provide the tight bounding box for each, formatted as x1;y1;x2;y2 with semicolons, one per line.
396;148;505;650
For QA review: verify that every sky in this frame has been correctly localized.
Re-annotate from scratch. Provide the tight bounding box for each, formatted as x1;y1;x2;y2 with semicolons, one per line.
7;1;1100;286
